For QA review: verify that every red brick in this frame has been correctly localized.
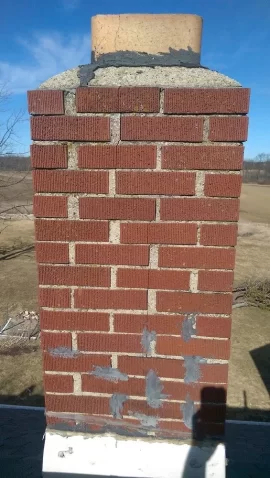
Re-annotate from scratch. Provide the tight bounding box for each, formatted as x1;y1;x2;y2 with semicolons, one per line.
120;223;197;245
198;270;234;292
164;88;250;114
161;145;244;170
38;265;110;287
76;87;118;112
159;247;235;269
81;374;143;395
117;269;190;290
74;289;147;310
209;117;249;142
45;395;109;415
35;220;109;242
41;332;72;350
39;288;70;308
77;333;143;353
160;198;240;221
76;87;160;113
75;244;149;266
44;352;110;372
118;356;228;382
33;196;67;218
47;416;140;434
130;399;225;422
198;363;229;383
31;144;67;169
204;173;242;198
123;398;181;420
31;116;110;141
35;242;69;264
196;316;231;338
33;170;108;193
160;381;227;403
28;90;64;115
157;291;233;314
79;198;155;220
121;117;204;141
116;171;195;195
114;313;231;338
78;145;156;169
200;224;238;246
44;374;74;393
114;313;185;334
82;375;226;403
46;416;85;431
40;310;109;331
156;336;230;359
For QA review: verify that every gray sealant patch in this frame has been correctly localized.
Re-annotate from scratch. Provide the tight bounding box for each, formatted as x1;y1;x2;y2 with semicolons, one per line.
130;412;159;428
48;347;79;358
141;327;156;355
110;393;128;419
183;356;207;383
182;314;197;342
90;366;128;382
181;394;196;430
146;370;168;409
80;48;201;85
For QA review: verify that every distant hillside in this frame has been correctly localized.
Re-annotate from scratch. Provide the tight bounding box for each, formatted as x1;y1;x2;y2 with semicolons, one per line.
0;155;31;171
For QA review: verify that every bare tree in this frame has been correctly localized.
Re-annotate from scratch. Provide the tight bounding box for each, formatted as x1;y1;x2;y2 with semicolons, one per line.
243;153;270;184
0;83;32;234
0;83;26;156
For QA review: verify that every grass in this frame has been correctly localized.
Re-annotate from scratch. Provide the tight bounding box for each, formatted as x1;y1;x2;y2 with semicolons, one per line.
243;279;270;310
0;181;269;417
240;183;270;224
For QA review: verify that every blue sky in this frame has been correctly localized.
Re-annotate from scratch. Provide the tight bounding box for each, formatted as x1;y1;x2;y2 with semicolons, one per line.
1;0;270;158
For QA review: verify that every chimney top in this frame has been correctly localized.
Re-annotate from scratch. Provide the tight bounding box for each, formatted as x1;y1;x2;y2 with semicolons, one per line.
91;14;203;67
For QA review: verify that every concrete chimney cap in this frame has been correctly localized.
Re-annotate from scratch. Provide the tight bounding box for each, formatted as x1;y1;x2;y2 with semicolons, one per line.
91;14;203;64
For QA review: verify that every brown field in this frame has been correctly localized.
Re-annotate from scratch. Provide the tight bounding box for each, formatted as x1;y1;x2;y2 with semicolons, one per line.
0;176;269;418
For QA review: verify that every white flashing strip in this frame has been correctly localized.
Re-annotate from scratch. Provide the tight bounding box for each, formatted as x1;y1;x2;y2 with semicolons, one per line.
43;431;225;477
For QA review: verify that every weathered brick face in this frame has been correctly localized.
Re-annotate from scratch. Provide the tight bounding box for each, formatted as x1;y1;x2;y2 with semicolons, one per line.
28;86;250;439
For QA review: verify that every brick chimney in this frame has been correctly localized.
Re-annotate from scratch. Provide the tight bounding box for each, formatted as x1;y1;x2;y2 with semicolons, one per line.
28;14;250;478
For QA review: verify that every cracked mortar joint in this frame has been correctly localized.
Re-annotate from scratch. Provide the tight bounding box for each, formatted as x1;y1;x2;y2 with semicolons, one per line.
141;327;157;355
48;347;79;358
64;91;76;115
67;144;78;169
181;395;196;430
189;271;198;293
148;290;156;314
73;373;82;394
183;356;206;383
69;242;75;265
182;314;197;342
68;196;79;220
110;393;128;419
110;114;120;144
109;221;120;244
146;370;168;409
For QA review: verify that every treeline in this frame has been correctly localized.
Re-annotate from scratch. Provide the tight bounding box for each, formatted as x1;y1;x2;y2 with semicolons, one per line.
1;154;270;185
243;154;270;184
0;155;31;171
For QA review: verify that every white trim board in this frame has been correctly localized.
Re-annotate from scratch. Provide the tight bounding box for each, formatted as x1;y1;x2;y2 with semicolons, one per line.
42;431;225;478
